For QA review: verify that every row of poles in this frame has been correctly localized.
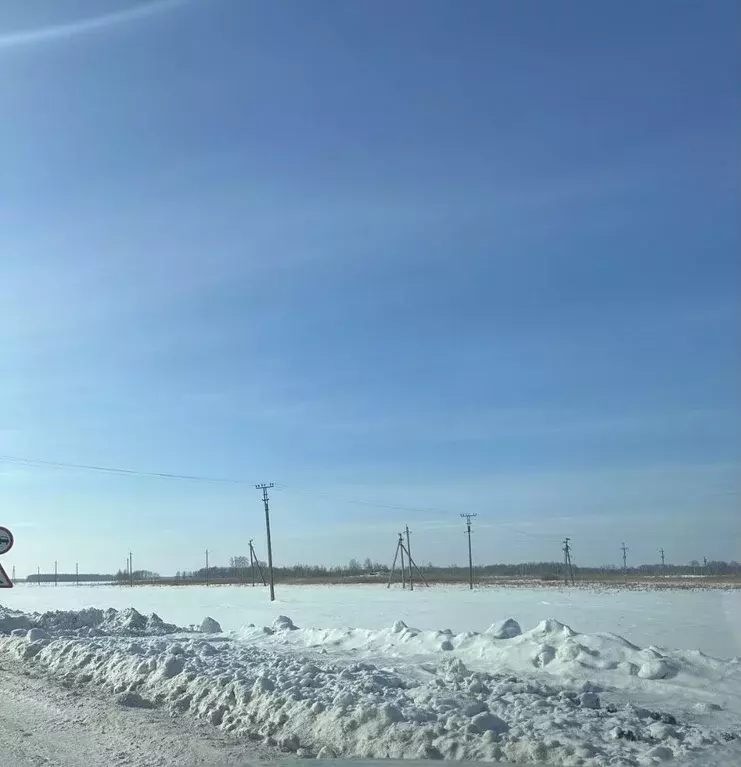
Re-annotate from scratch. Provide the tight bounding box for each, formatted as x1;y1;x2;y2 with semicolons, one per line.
202;539;267;588
33;560;78;586
389;514;478;590
119;483;276;596
565;540;670;585
115;534;666;593
31;485;677;594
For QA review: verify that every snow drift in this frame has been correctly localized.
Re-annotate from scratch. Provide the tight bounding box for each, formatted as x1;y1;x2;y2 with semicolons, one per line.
0;604;224;638
241;615;738;687
1;605;738;765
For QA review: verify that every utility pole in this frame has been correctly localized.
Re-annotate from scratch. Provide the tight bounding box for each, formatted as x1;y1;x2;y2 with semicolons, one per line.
255;483;276;601
405;525;413;591
659;548;665;575
703;557;709;576
621;542;628;584
205;549;209;586
248;539;267;586
129;551;133;586
75;562;79;586
54;560;58;586
461;514;477;590
562;538;574;585
399;533;406;588
37;565;40;586
387;532;429;589
388;535;401;588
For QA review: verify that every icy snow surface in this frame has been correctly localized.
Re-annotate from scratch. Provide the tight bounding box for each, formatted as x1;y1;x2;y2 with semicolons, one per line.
4;583;741;659
2;585;740;765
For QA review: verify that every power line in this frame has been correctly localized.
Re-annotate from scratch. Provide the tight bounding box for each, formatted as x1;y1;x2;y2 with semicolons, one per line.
274;483;456;516
2;454;676;568
502;526;564;543
3;455;451;516
0;456;538;539
0;454;249;485
275;485;562;543
0;455;500;528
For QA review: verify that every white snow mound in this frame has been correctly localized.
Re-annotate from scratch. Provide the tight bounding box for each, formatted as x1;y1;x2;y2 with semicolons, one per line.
199;617;222;634
236;614;736;693
0;605;216;638
2;604;739;765
486;618;522;638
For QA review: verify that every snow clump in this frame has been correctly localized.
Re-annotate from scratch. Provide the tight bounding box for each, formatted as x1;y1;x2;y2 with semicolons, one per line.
199;617;222;633
486;618;522;638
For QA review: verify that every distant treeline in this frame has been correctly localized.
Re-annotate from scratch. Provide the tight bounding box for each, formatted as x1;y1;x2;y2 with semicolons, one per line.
26;573;116;584
27;559;740;585
139;557;741;583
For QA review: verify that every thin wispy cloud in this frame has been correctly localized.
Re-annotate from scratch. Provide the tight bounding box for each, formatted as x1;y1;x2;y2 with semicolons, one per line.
0;0;185;50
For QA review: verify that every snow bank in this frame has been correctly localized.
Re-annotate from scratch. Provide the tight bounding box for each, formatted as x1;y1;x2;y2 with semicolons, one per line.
0;605;219;638
239;615;741;692
1;605;738;765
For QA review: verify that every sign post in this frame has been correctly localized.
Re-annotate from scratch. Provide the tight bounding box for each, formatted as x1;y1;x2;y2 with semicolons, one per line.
0;526;14;588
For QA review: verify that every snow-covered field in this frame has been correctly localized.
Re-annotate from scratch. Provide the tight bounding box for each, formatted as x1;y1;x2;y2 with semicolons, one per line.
2;584;740;765
5;583;741;659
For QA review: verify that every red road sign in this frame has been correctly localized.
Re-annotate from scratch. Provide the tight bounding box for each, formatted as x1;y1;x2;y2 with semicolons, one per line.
0;526;13;555
0;563;12;588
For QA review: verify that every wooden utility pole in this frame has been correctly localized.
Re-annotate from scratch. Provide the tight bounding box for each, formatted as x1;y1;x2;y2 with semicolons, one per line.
75;562;79;586
461;514;477;590
563;538;574;585
255;484;275;601
405;525;413;591
399;533;406;589
249;539;267;586
387;535;401;588
387;532;428;588
621;542;628;584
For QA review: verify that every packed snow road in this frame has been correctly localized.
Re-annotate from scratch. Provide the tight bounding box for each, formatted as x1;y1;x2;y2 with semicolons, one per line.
0;652;275;767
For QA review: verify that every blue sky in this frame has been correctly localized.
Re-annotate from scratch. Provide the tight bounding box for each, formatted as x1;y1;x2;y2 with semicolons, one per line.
1;0;739;577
